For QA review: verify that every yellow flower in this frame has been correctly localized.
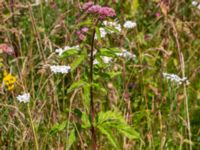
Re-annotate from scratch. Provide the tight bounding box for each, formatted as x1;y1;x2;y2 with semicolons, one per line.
3;70;16;91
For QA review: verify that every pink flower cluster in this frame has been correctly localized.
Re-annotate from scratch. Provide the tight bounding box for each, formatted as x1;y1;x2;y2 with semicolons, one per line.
82;2;94;10
76;27;89;41
82;2;116;19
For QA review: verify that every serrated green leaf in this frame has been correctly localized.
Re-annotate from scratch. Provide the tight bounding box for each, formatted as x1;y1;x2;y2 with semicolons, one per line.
100;48;116;57
67;80;87;93
60;49;79;58
98;126;120;149
96;111;140;141
71;54;85;71
77;19;93;27
96;111;126;126
116;124;140;139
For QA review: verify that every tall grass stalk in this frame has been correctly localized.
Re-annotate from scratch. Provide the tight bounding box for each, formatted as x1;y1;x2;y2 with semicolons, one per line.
27;104;39;150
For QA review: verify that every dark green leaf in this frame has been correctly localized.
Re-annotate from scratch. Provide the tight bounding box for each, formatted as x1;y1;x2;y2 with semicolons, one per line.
50;121;67;135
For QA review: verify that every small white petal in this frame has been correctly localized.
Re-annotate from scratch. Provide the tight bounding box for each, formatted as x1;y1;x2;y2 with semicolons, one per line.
197;4;200;9
115;25;122;32
95;28;107;39
192;1;198;6
103;21;108;26
16;93;30;103
93;59;99;65
101;56;112;64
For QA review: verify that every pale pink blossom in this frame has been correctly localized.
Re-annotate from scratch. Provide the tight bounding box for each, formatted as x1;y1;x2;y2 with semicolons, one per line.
82;1;94;10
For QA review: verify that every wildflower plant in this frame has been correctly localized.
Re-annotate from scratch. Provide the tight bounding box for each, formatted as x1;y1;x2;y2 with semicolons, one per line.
3;70;16;91
52;2;141;149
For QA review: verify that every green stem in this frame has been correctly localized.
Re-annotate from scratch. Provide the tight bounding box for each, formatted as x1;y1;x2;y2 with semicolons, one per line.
28;104;39;150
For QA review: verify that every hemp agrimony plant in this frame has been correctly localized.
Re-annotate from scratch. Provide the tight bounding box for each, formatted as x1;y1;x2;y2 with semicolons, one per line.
51;2;140;150
50;1;140;150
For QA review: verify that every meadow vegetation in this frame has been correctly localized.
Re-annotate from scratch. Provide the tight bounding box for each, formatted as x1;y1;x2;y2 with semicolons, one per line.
0;0;200;149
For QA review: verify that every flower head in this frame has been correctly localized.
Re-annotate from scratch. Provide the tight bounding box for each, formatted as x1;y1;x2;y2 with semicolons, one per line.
102;56;112;64
81;27;89;33
103;21;121;32
3;70;16;91
16;93;30;103
93;56;112;65
82;1;94;10
95;27;107;39
87;5;102;14
123;21;137;29
163;73;190;85
79;34;86;41
0;43;16;56
50;65;71;74
192;1;198;6
83;2;116;19
116;49;136;59
93;59;99;65
156;12;161;18
98;7;116;19
191;1;200;10
77;27;89;41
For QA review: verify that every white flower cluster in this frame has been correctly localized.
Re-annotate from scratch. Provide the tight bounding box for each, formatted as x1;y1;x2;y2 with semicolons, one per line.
93;59;99;65
101;56;112;64
123;21;137;29
192;1;200;9
55;45;80;56
95;28;107;39
103;21;122;32
16;93;30;103
93;49;136;65
116;49;136;59
163;73;190;85
50;65;71;74
95;21;122;40
94;20;136;39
